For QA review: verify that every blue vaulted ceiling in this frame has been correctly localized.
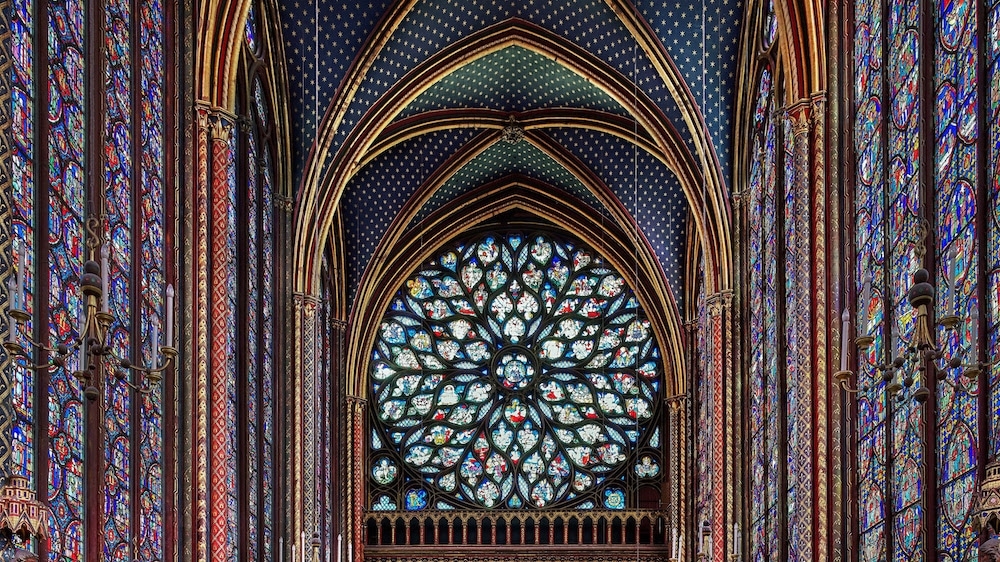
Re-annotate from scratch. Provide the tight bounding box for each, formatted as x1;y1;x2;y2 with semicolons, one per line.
278;0;742;313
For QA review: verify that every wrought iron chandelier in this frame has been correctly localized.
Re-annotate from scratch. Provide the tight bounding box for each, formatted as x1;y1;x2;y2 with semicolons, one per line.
5;215;175;399
835;219;992;400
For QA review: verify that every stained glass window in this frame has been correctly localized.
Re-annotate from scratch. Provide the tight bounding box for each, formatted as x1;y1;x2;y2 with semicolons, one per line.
10;0;36;496
138;0;167;555
854;0;889;556
245;2;258;52
8;0;170;554
47;0;88;556
886;0;925;559
853;0;994;558
747;63;779;562
989;0;1000;457
234;14;281;553
934;0;980;555
368;232;663;511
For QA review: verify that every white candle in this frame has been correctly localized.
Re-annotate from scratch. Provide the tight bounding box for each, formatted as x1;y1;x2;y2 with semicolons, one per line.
279;537;284;562
165;284;174;348
78;304;87;371
337;534;342;562
948;245;960;315
6;277;17;344
840;308;850;372
348;542;353;562
971;307;979;360
671;528;678;559
733;522;740;556
152;321;159;364
16;241;25;311
860;277;871;336
100;245;110;314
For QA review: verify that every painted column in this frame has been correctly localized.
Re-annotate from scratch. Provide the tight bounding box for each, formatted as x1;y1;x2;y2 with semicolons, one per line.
186;104;216;562
300;293;320;547
208;111;236;562
346;395;367;562
809;95;832;562
707;292;731;562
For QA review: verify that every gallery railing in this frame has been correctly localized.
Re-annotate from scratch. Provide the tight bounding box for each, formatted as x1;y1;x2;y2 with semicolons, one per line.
364;509;672;548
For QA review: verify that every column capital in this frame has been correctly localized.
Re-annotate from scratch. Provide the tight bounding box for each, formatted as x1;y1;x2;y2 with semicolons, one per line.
706;291;734;316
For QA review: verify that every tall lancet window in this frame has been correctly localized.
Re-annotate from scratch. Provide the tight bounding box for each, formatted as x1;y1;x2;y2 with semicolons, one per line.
851;0;999;558
7;0;172;557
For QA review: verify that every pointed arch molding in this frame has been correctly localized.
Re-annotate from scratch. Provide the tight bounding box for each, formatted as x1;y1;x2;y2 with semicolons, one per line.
294;17;733;298
196;0;251;108
346;178;687;400
773;0;826;101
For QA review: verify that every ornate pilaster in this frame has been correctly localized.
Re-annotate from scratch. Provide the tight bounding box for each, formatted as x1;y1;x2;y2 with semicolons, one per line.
207;111;236;562
346;395;367;562
810;94;830;562
825;4;845;558
786;102;815;562
668;393;688;550
298;292;321;550
185;104;238;562
706;292;732;562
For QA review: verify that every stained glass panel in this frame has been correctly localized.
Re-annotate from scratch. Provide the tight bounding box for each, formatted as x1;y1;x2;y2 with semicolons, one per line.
935;0;980;556
261;142;276;562
10;0;36;491
138;0;167;556
246;120;261;562
245;2;258;52
884;0;925;558
369;232;662;510
989;0;1000;457
747;64;780;561
103;0;133;555
47;0;86;556
226;127;241;551
855;0;888;556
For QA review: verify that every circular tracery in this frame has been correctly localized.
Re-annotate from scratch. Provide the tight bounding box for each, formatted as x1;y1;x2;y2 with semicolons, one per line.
368;232;663;511
493;347;537;391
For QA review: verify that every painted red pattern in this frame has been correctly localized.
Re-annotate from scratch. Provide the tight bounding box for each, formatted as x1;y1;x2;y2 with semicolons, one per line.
711;308;725;562
209;130;233;561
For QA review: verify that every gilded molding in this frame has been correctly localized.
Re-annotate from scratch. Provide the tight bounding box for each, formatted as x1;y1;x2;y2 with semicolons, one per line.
190;108;213;562
810;94;830;560
791;98;814;561
300;292;320;541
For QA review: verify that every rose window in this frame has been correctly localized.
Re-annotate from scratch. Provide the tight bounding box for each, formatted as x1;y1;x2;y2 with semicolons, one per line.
368;232;663;511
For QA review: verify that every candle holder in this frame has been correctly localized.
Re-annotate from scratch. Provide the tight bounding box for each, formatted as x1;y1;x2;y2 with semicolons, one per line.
837;220;994;402
5;216;175;400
